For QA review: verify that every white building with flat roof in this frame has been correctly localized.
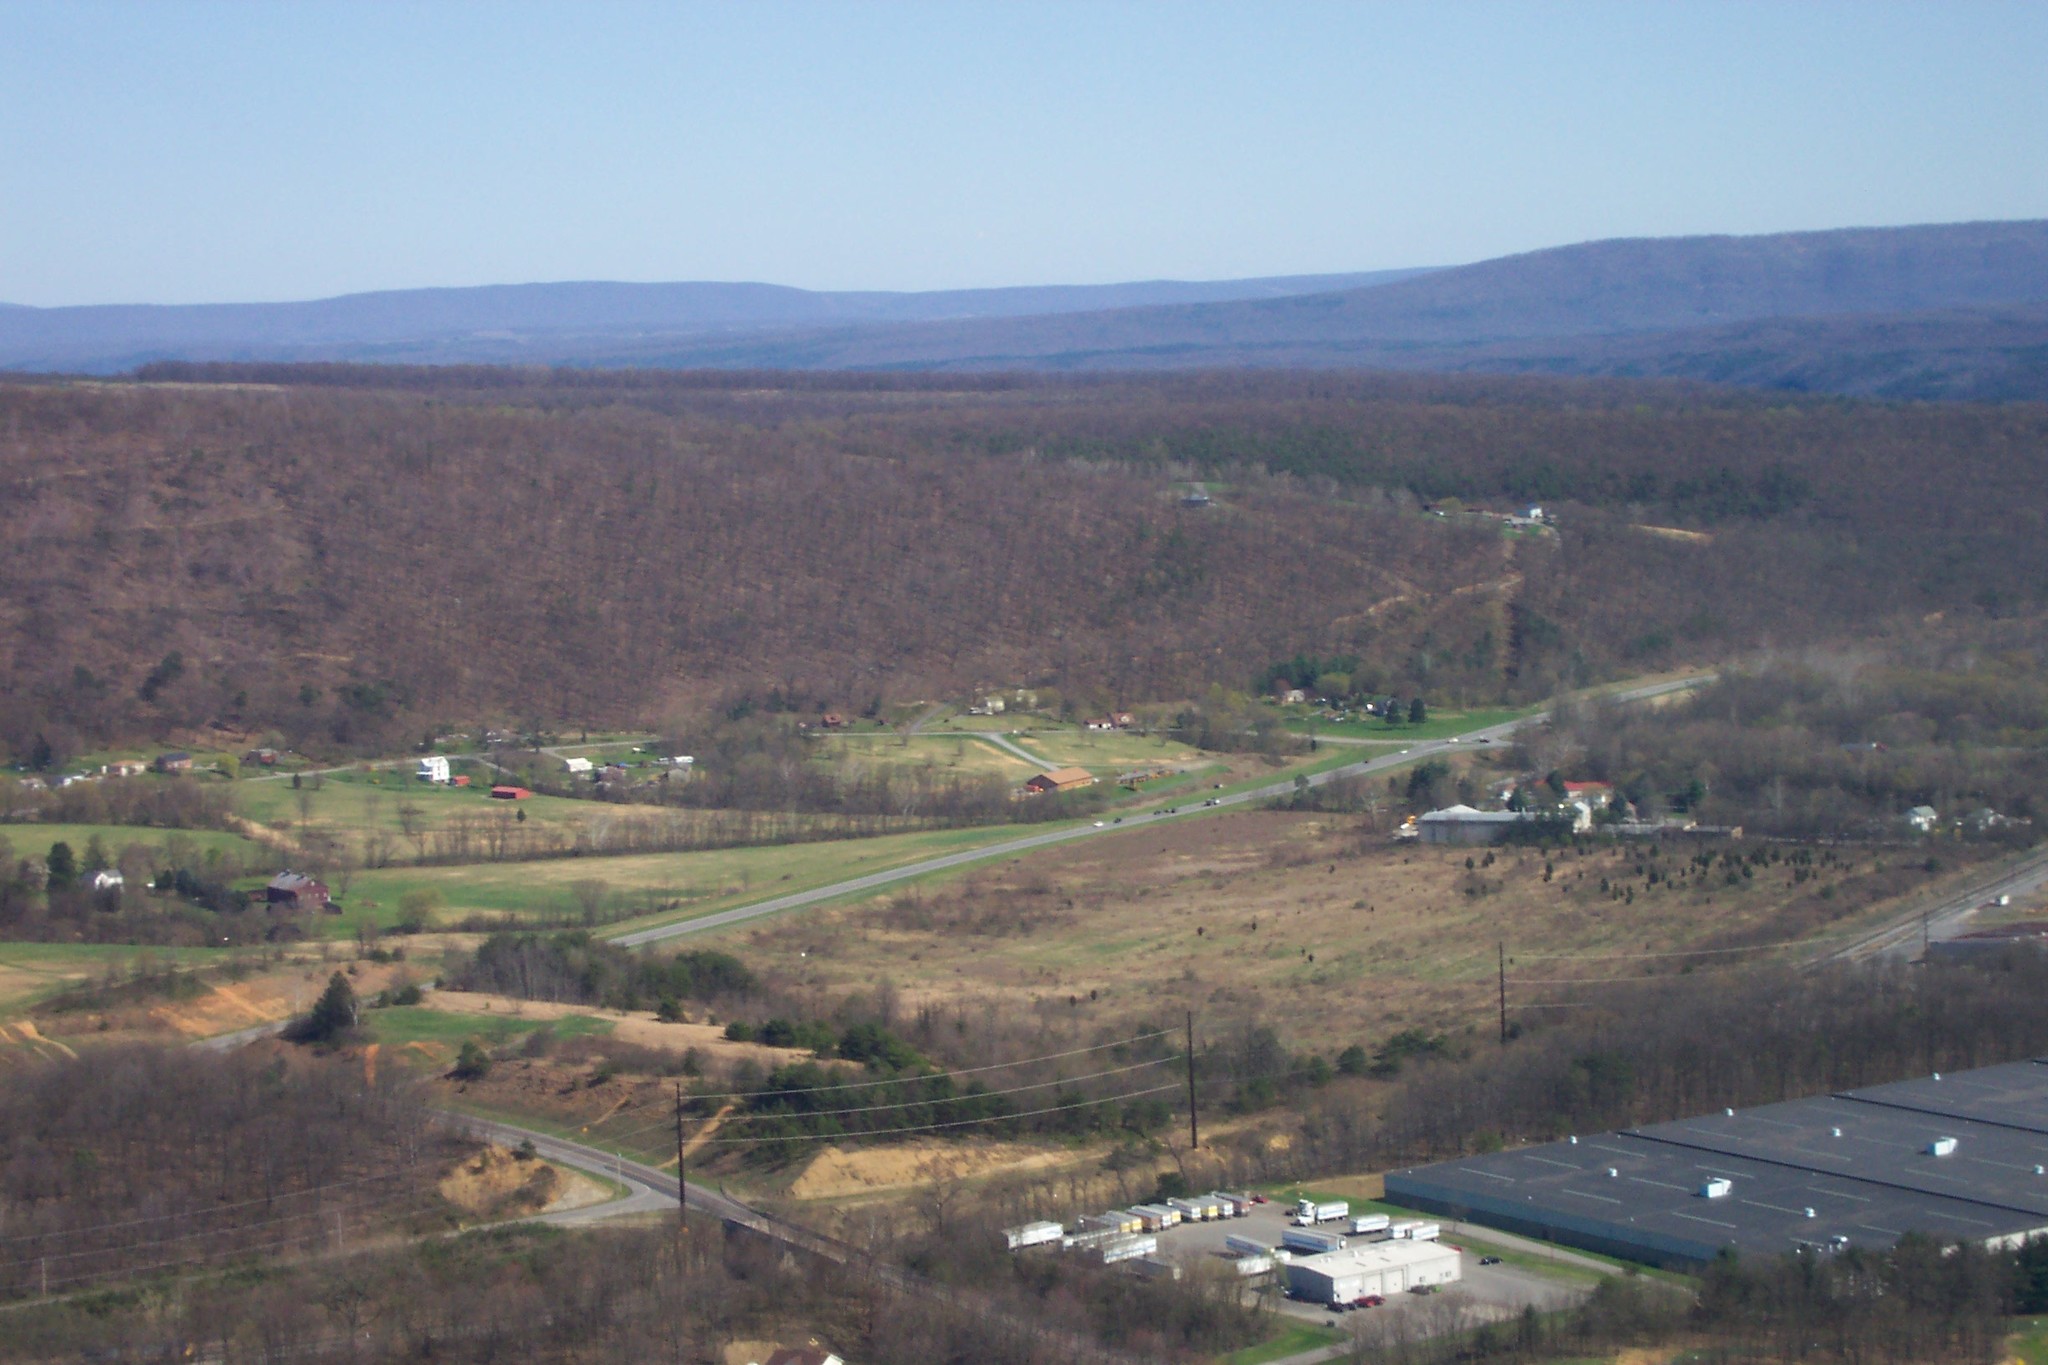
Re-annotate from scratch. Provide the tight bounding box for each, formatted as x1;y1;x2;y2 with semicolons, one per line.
1283;1238;1461;1305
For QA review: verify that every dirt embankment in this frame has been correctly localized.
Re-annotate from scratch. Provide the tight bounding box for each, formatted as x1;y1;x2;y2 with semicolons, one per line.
426;990;817;1069
438;1143;565;1220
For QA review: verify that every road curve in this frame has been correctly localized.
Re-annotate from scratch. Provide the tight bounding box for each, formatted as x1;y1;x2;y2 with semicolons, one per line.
610;676;1709;949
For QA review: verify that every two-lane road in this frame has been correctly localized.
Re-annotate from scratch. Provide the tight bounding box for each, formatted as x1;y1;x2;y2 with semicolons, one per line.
610;676;1708;948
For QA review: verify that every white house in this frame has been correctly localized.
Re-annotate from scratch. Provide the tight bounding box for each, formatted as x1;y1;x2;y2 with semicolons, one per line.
91;870;124;891
1906;805;1940;833
563;756;594;775
416;756;452;784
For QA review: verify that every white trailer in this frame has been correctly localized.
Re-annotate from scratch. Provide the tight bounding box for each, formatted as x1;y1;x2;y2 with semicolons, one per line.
1132;1203;1182;1228
1004;1220;1063;1251
1348;1213;1391;1236
1228;1253;1275;1277
1294;1198;1350;1225
1224;1234;1271;1257
1099;1234;1158;1265
1133;1257;1182;1281
1389;1219;1440;1241
1211;1191;1255;1218
1168;1195;1221;1222
1282;1227;1347;1256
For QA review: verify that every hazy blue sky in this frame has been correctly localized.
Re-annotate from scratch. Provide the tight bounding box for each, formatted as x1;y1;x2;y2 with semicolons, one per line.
5;1;2046;305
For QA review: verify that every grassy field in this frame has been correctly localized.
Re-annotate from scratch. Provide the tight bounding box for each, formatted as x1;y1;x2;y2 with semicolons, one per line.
340;821;1053;934
0;941;238;1013
0;822;261;865
234;768;607;841
367;1004;614;1053
816;732;1041;781
2009;1316;2048;1365
1221;1320;1343;1364
723;805;1998;1053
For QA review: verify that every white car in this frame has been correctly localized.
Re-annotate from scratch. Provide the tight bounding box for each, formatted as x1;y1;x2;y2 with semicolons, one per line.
1092;820;1106;827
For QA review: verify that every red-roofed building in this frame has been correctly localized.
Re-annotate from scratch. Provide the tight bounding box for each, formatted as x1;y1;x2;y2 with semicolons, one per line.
489;785;534;800
1561;781;1613;808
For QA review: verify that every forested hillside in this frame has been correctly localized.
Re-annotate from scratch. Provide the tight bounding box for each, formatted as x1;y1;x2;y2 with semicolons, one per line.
4;367;2046;756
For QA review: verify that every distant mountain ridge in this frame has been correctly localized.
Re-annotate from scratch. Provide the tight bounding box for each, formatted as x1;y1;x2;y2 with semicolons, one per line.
8;220;2048;398
0;268;1431;373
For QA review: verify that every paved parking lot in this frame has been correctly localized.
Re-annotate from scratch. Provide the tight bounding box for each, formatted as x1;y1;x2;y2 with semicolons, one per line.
1144;1202;1590;1329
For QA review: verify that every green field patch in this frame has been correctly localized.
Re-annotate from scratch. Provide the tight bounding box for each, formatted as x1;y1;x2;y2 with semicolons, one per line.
0;823;260;864
1222;1320;1342;1365
343;822;1041;936
368;1005;613;1052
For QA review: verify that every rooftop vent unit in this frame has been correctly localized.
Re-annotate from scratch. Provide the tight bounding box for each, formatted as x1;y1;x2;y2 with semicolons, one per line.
1927;1137;1959;1158
1699;1178;1733;1199
1804;1207;1817;1218
1568;1136;1578;1145
1724;1108;1735;1117
1831;1127;1843;1138
1607;1168;1619;1178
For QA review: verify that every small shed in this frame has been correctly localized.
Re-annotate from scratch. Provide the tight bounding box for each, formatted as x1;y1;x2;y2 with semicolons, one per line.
563;757;594;774
489;785;534;800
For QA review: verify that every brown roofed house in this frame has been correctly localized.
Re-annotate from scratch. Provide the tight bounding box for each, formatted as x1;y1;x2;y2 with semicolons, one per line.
265;871;330;911
1025;766;1097;794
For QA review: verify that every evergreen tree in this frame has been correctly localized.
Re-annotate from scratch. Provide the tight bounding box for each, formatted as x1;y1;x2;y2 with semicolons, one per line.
45;841;76;892
287;971;360;1045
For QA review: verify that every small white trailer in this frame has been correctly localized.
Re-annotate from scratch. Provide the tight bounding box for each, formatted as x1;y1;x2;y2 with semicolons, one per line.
1004;1220;1063;1251
1098;1234;1158;1265
1283;1227;1347;1256
1348;1213;1391;1236
1224;1234;1271;1257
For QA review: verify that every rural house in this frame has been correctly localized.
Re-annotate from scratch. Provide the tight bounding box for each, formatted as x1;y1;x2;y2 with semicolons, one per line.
1025;766;1097;794
563;756;593;774
155;752;193;773
417;755;451;783
265;871;330;911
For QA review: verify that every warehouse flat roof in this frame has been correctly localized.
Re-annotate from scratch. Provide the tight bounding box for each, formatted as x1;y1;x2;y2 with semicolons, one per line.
1386;1127;2048;1267
1629;1094;2048;1217
1288;1239;1459;1276
1844;1059;2048;1134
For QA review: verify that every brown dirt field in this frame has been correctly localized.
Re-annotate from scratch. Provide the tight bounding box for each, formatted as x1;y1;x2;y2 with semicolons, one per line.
438;1142;560;1219
728;809;2003;1048
28;955;419;1046
788;1138;1078;1200
425;990;813;1069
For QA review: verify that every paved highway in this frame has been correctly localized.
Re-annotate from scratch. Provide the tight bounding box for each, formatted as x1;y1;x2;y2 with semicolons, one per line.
611;675;1709;948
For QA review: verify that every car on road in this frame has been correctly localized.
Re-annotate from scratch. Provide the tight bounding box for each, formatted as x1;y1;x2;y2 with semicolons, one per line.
1354;1295;1385;1308
1478;1255;1502;1266
1326;1302;1350;1314
1093;820;1105;827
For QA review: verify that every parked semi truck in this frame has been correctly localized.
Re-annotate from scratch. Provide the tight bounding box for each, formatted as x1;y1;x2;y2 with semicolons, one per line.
1295;1198;1350;1225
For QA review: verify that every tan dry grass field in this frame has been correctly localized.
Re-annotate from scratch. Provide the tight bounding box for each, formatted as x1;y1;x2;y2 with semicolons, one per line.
716;810;2003;1049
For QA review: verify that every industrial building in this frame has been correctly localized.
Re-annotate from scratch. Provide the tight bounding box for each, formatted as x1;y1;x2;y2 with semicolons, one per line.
1417;804;1534;845
1284;1239;1461;1305
1385;1058;2048;1268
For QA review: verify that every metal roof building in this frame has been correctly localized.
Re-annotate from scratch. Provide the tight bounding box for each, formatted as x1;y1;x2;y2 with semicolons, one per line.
1385;1058;2048;1267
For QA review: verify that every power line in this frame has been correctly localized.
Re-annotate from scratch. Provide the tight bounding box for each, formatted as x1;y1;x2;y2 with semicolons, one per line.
0;1170;407;1247
686;1080;1189;1146
583;1025;1180;1125
596;1054;1181;1144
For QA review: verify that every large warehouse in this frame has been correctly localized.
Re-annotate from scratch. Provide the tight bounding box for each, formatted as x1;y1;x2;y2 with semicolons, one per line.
1385;1058;2048;1268
1284;1239;1461;1305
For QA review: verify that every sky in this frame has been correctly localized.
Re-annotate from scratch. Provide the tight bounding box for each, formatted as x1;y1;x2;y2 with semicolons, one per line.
4;0;2047;306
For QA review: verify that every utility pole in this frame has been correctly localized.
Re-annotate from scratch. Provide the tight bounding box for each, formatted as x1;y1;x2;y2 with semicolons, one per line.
1498;942;1508;1046
1185;1010;1200;1151
674;1082;688;1242
1922;909;1931;957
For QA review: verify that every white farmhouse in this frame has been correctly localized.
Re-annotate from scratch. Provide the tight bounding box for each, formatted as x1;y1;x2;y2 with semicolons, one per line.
416;756;451;784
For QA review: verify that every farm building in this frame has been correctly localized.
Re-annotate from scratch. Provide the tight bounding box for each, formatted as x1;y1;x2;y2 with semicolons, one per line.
1283;1239;1461;1305
265;871;330;910
1025;767;1097;794
107;759;147;777
563;757;594;774
1417;804;1531;845
155;752;194;773
91;870;124;891
489;785;534;800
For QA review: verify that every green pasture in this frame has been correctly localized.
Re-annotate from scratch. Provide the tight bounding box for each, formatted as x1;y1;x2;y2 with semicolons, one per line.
1221;1322;1342;1365
341;822;1041;935
367;1005;614;1052
0;822;261;865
